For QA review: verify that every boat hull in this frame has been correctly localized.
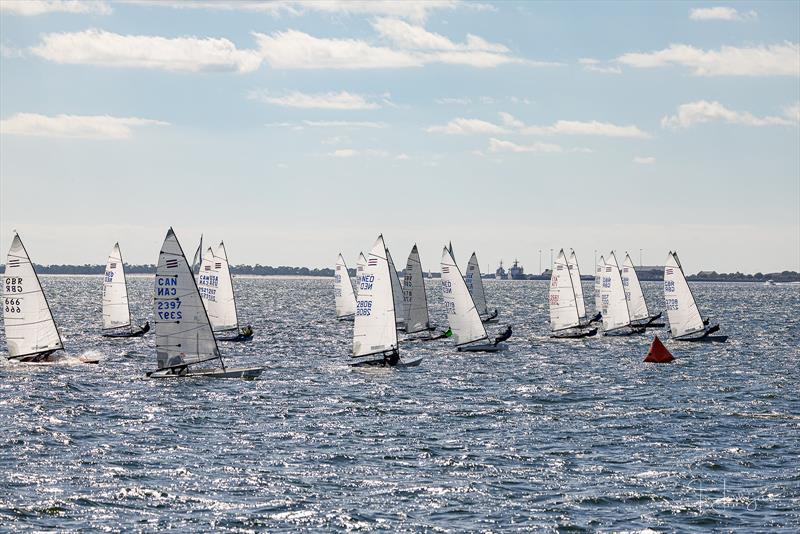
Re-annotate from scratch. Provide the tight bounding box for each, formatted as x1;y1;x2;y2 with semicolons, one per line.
146;367;263;379
551;327;598;339
349;357;423;368
102;330;146;338
457;342;508;352
215;332;254;343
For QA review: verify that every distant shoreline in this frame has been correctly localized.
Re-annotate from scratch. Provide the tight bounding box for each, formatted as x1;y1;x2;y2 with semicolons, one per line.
2;264;797;283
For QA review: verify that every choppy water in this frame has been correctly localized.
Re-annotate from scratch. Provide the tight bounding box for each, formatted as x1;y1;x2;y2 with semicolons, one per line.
1;276;798;532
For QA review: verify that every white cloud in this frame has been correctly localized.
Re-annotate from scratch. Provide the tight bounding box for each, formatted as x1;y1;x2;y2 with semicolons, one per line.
0;0;110;16
395;153;410;160
0;112;168;139
372;17;508;52
426;118;509;135
428;113;649;138
661;100;798;129
436;97;472;105
578;58;621;74
633;156;655;164
249;90;382;110
329;148;390;158
330;149;358;158
31;29;261;73
253;30;422;69
302;120;388;128
689;7;756;21
785;102;800;123
488;138;563;153
123;0;461;22
617;42;799;77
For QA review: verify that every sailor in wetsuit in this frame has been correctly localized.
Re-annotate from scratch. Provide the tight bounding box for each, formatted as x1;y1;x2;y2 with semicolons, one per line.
383;350;400;366
141;321;150;334
241;325;253;337
494;326;512;346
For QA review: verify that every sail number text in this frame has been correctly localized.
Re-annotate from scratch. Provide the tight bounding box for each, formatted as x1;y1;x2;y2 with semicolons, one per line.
156;277;182;320
356;300;372;316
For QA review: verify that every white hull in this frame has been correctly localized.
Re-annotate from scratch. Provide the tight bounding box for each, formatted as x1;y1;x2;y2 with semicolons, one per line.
147;367;263;379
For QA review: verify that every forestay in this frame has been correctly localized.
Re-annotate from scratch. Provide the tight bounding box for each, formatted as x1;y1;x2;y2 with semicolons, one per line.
602;252;633;332
622;253;649;321
465;252;490;316
441;247;487;346
402;245;430;333
594;255;605;314
3;233;63;359
386;248;405;324
549;249;581;331
664;251;705;338
334;253;357;319
353;236;398;358
102;242;131;331
154;228;222;370
567;249;586;320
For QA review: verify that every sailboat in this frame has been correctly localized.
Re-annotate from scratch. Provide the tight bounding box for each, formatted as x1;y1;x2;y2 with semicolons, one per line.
466;252;499;322
621;252;663;328
664;251;727;342
191;234;203;274
3;233;98;364
354;252;367;296
549;249;598;338
601;252;644;336
594;254;606;318
101;243;150;338
334;253;357;321
385;247;405;327
441;246;509;352
197;241;254;342
147;228;263;378
567;249;601;324
351;235;422;367
401;244;444;341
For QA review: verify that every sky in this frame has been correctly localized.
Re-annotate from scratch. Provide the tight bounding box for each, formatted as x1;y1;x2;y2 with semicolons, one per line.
0;0;798;275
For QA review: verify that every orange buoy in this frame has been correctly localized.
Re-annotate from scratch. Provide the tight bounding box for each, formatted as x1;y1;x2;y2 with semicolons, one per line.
644;335;674;363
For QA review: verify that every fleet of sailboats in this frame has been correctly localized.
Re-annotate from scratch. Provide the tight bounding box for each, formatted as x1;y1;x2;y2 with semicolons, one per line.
102;243;149;338
1;230;732;373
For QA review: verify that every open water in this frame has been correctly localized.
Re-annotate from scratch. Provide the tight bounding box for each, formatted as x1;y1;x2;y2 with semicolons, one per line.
0;276;798;532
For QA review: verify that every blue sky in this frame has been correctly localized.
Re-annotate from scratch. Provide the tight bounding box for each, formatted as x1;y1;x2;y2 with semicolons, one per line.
1;0;798;274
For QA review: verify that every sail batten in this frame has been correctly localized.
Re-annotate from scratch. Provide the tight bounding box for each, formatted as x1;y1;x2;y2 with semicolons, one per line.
353;236;398;358
3;233;64;359
664;251;705;338
403;245;430;333
441;247;487;346
334;253;357;318
154;229;223;370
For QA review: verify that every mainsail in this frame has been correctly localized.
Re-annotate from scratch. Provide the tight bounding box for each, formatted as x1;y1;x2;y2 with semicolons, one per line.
334;253;357;319
191;234;203;274
602;252;633;332
622;253;649;322
3;233;63;359
594;254;605;314
466;252;490;316
549;249;581;331
154;228;223;370
353;235;398;358
385;247;405;324
441;246;487;346
664;251;705;338
198;242;240;333
102;242;131;332
567;249;586;320
402;244;430;333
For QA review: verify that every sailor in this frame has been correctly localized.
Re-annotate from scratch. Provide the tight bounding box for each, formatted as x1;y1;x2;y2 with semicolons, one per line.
494;326;512;346
383;350;400;366
140;321;150;334
241;325;253;337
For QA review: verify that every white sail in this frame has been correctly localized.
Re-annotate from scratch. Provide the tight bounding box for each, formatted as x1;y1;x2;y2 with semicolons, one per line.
549;249;581;331
3;233;63;358
622;253;649;321
466;252;489;316
602;252;632;332
197;242;239;332
441;246;487;346
567;249;586;320
594;255;605;313
102;242;131;331
354;252;367;297
664;251;705;338
385;247;405;323
402;245;430;333
191;234;203;273
154;228;222;370
334;253;357;319
353;235;398;357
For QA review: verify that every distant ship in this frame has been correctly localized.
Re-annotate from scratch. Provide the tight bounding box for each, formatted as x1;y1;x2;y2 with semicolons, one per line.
495;259;526;280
